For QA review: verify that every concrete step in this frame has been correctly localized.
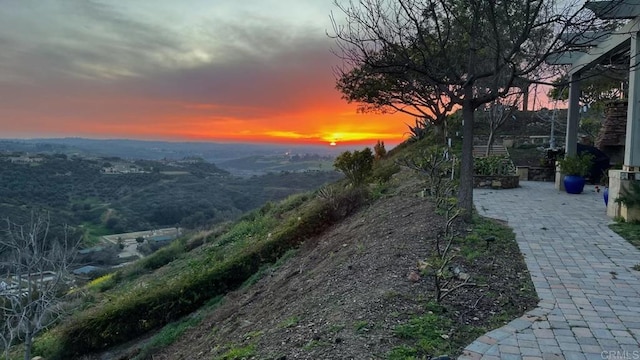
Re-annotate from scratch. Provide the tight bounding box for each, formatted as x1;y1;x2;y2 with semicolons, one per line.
473;145;509;157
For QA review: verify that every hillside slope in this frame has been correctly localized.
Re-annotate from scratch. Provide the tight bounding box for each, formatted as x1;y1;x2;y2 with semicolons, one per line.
121;173;537;359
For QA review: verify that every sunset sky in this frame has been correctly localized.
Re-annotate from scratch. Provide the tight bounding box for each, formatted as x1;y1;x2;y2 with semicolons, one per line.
0;1;411;146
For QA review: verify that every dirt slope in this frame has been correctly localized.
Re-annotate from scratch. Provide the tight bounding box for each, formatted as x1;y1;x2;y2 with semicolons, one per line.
139;175;536;360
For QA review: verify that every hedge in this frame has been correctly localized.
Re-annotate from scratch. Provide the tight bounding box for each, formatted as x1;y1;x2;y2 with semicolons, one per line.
46;186;368;358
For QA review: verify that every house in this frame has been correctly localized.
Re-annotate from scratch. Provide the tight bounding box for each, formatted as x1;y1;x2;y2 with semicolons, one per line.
148;235;174;244
73;265;102;276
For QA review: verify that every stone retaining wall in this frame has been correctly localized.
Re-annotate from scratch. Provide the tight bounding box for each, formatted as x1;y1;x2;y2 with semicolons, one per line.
516;166;555;182
473;175;520;189
529;167;555;182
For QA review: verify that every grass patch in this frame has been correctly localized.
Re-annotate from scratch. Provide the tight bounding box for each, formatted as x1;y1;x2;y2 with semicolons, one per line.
354;320;372;333
216;344;255;360
80;221;112;245
388;344;420;359
609;222;640;250
390;302;452;357
278;316;300;329
329;324;345;333
303;339;330;351
243;330;264;341
133;315;203;360
215;213;279;247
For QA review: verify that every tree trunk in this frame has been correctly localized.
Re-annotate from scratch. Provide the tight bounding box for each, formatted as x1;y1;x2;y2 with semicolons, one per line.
24;323;31;360
433;121;447;145
458;87;475;222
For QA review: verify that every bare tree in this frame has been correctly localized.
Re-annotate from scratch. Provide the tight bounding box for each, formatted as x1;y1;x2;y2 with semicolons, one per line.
478;94;521;156
0;213;80;360
330;0;602;220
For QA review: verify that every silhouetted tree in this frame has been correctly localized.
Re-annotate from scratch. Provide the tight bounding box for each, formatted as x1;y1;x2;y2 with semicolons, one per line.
331;0;601;220
373;140;387;160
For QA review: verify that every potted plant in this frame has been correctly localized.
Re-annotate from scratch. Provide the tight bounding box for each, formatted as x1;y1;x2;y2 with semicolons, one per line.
557;153;594;194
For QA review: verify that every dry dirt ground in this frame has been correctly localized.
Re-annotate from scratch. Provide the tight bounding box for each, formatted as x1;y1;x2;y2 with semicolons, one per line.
103;175;536;360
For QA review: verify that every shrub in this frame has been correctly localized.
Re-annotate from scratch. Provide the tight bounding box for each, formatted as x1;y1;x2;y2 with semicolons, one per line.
334;148;374;186
474;155;516;176
32;331;64;359
615;181;640;209
406;117;431;142
557;153;594;176
55;254;263;357
87;273;118;293
372;161;400;184
399;145;455;201
140;239;186;270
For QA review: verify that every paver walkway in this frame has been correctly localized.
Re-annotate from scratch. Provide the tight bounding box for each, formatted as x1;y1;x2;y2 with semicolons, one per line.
460;181;640;360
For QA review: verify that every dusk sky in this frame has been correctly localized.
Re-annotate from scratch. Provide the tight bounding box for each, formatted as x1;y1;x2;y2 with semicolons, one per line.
0;1;411;146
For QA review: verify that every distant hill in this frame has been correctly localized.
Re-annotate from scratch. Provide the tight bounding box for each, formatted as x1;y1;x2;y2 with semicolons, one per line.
0;138;347;165
218;153;335;176
0;151;342;237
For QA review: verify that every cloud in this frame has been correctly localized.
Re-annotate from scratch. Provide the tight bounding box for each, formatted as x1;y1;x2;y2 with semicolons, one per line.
0;2;206;83
121;33;339;111
1;2;340;117
0;1;409;143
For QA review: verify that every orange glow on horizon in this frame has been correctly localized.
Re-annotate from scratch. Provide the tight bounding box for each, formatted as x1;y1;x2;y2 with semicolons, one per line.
157;103;411;146
42;96;413;147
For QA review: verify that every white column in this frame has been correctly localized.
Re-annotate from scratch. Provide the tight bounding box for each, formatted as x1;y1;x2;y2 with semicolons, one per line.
565;73;581;157
624;31;640;169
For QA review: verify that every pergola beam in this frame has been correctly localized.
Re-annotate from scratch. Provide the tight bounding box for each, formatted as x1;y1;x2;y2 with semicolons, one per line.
569;17;640;75
560;30;612;47
547;51;588;65
585;1;640;19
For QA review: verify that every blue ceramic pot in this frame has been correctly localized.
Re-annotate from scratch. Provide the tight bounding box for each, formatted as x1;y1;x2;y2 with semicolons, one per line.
603;187;609;206
564;175;585;194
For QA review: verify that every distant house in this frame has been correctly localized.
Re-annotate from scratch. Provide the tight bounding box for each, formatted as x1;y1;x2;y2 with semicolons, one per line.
73;265;102;276
9;156;43;164
78;246;105;255
148;235;174;244
101;163;145;174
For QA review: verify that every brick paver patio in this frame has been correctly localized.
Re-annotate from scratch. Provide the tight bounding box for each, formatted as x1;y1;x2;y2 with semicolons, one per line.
460;181;640;360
